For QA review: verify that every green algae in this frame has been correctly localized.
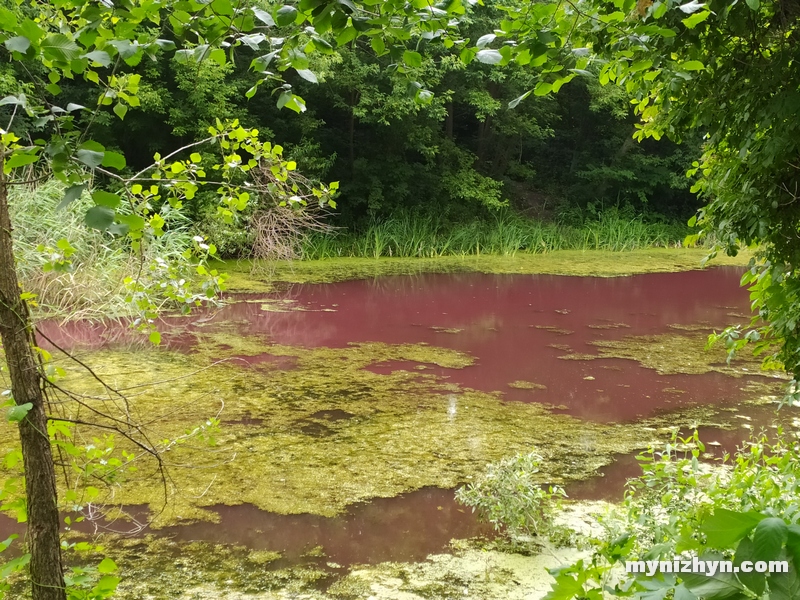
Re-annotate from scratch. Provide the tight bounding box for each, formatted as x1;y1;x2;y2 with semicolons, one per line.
534;325;574;336
508;381;548;391
587;322;631;330
216;248;751;293
0;330;717;528
559;331;787;379
430;326;464;334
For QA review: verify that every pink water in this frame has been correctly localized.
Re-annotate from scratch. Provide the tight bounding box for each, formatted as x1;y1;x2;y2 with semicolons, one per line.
20;266;795;566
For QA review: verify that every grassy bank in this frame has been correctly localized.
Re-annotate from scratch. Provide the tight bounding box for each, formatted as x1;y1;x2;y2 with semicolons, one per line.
10;181;193;319
301;210;690;260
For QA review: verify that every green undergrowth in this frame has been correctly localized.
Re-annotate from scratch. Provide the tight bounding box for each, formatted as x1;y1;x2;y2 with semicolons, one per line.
217;248;751;293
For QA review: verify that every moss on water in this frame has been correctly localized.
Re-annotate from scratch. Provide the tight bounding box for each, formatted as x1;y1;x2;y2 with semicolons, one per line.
216;248;751;293
508;381;547;391
560;331;786;379
0;330;719;527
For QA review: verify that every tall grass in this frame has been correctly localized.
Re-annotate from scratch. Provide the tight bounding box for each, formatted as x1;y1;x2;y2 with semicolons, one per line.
9;181;192;319
301;209;689;260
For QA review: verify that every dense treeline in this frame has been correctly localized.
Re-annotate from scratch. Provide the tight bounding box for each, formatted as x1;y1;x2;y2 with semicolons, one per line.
0;1;698;257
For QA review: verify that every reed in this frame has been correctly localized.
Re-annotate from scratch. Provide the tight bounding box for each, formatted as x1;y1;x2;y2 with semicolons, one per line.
301;209;688;259
10;181;193;319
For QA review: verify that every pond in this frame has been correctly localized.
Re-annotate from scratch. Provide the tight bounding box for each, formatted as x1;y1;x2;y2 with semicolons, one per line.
3;258;796;597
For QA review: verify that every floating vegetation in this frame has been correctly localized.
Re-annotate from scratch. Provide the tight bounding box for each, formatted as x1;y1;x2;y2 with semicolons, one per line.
547;344;573;352
559;332;785;379
508;381;548;391
534;325;574;335
430;326;464;334
0;331;720;528
587;322;631;330
217;248;751;293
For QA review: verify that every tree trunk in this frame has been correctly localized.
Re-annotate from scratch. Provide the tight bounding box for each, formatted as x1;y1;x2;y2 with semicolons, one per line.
0;165;66;600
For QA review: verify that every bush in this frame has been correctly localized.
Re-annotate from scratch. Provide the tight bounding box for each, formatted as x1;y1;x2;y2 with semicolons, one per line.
455;451;566;538
544;429;800;599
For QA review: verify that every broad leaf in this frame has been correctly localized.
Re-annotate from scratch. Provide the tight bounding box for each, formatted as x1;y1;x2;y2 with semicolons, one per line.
475;49;503;64
56;184;87;210
700;510;765;548
253;7;275;26
84;50;112;67
91;190;121;209
296;69;318;83
7;403;33;423
275;5;298;26
403;50;422;67
102;151;126;170
753;518;788;562
41;34;81;62
85;206;115;230
4;36;30;53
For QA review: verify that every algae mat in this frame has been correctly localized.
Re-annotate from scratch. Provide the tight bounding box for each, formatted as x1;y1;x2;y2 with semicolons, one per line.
0;332;730;526
217;248;751;292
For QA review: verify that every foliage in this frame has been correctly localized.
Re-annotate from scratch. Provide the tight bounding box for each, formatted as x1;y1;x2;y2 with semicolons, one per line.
456;451;566;538
543;430;800;600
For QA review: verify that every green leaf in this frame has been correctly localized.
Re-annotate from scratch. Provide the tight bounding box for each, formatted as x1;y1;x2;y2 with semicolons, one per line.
253;7;276;26
4;36;30;53
91;191;121;209
4;153;39;170
475;49;503;64
509;91;531;108
209;48;226;66
94;575;120;593
7;403;33;423
149;331;162;345
673;584;697;600
113;103;128;120
753;517;788;562
41;34;81;62
85;206;115;231
57;184;87;210
769;564;800;600
336;26;357;46
745;0;759;9
117;214;145;231
108;39;138;60
371;36;385;54
701;510;766;548
403;50;422;67
534;82;553;96
733;537;766;595
683;564;746;599
682;10;711;28
680;60;705;71
84;50;112;67
296;69;318;83
102;151;126;170
97;558;117;574
76;149;105;169
275;5;298;26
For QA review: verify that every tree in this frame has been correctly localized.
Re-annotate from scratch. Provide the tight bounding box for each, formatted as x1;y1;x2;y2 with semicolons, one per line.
0;0;468;596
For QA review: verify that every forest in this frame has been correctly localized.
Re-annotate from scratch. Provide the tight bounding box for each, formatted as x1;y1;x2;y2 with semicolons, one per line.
0;0;799;598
